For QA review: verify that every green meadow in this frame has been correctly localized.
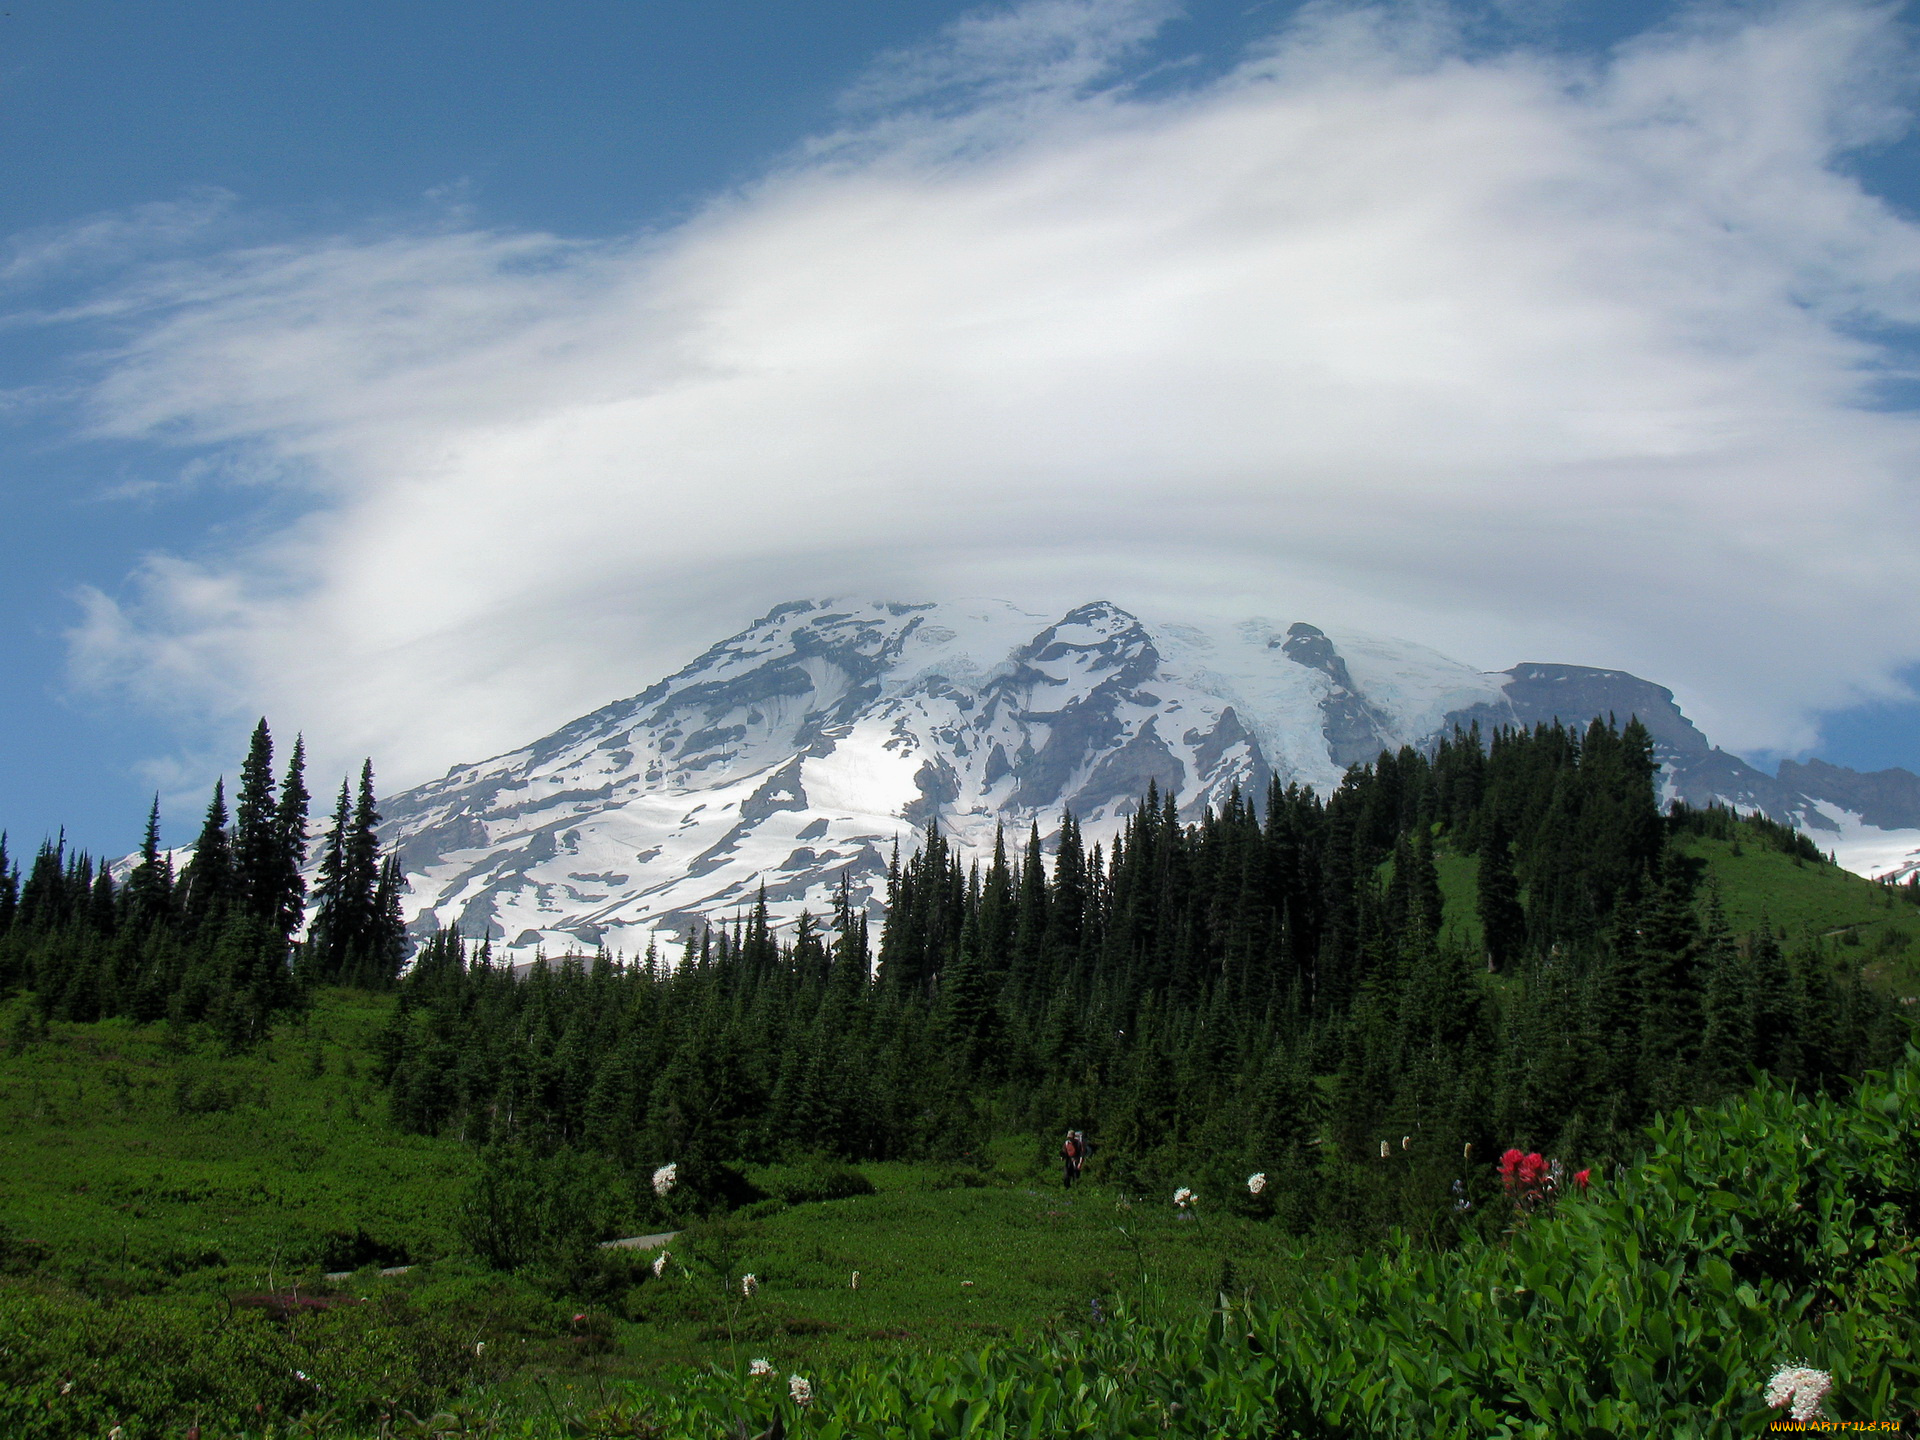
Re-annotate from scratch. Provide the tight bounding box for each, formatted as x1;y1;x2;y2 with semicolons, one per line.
0;993;1315;1436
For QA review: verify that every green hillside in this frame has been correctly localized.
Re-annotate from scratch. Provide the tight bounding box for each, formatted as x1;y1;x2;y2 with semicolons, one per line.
1673;831;1920;993
1433;818;1920;1002
0;990;473;1289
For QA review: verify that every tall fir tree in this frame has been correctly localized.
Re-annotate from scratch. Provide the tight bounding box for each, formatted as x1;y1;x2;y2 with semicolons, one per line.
179;781;234;936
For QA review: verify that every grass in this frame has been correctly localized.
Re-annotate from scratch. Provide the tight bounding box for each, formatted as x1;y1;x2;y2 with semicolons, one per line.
0;990;474;1298
1670;831;1920;996
0;994;1309;1434
1428;825;1920;1002
613;1163;1303;1378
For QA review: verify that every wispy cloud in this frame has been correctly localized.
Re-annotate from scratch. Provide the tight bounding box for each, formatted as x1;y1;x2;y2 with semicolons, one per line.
45;0;1920;789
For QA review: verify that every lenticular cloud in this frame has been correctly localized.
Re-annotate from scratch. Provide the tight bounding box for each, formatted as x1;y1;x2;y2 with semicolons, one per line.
65;0;1920;792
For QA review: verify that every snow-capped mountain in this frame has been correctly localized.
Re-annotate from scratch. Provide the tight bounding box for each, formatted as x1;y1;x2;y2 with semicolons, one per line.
378;599;1920;954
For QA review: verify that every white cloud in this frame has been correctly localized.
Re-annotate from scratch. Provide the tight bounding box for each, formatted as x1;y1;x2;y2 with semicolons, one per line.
56;0;1920;792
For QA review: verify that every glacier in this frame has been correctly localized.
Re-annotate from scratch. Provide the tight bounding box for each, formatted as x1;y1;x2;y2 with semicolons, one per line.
372;599;1920;956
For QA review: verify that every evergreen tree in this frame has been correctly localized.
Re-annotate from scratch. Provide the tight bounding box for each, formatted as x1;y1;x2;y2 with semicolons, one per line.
232;719;281;924
123;797;174;933
1475;818;1525;974
0;833;15;936
179;782;234;936
271;736;311;942
308;780;356;984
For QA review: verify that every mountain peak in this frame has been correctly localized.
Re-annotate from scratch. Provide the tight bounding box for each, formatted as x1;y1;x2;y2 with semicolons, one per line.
376;599;1920;953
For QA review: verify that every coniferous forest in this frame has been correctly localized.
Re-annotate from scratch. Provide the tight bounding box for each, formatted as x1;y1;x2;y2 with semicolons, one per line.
1;714;1910;1245
0;721;407;1050
368;716;1912;1241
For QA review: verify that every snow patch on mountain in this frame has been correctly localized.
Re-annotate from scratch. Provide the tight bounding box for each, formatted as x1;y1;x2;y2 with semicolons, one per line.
372;598;1920;955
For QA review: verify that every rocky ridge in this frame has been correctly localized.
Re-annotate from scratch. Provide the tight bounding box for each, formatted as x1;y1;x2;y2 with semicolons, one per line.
377;599;1920;953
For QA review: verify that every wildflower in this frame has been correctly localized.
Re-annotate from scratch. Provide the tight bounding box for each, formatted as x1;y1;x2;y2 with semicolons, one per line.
1380;1141;1390;1160
108;1429;123;1440
58;1382;73;1396
1401;1135;1412;1151
474;1342;487;1357
789;1373;814;1407
294;1370;312;1383
749;1358;773;1377
1499;1148;1524;1180
1172;1186;1196;1209
572;1312;587;1324
651;1249;670;1278
652;1162;678;1198
849;1271;860;1290
1247;1173;1268;1196
741;1273;760;1297
1462;1142;1472;1161
1090;1297;1104;1324
1573;1169;1591;1190
1764;1366;1833;1422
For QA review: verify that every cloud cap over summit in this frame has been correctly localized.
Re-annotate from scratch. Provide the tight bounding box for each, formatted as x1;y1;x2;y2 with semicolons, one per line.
51;0;1920;801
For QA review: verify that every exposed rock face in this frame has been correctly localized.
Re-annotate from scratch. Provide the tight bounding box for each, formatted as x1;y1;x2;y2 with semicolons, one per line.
375;599;1920;953
1776;758;1920;832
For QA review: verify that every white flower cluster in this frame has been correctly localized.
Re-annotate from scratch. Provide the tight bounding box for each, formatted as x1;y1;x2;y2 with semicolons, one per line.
749;1357;773;1377
850;1270;861;1290
651;1250;670;1278
1246;1173;1267;1196
652;1162;678;1198
1173;1186;1197;1209
1764;1366;1833;1422
789;1373;814;1407
741;1273;760;1297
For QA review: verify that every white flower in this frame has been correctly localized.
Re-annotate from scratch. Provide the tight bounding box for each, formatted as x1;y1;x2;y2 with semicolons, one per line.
1172;1186;1196;1209
474;1341;486;1356
651;1162;678;1198
789;1373;813;1407
1764;1366;1833;1422
749;1357;774;1377
850;1270;860;1289
108;1429;123;1440
651;1249;670;1278
1380;1141;1391;1159
741;1273;760;1296
1401;1135;1412;1151
1246;1173;1268;1196
58;1383;73;1396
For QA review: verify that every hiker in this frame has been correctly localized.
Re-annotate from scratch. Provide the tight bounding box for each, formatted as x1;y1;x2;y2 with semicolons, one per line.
1062;1129;1087;1188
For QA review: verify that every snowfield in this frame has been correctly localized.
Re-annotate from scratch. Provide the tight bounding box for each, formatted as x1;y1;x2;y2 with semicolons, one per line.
367;599;1920;956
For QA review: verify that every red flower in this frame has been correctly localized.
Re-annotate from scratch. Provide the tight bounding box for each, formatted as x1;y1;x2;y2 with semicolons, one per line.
1574;1169;1591;1189
1518;1152;1547;1186
1499;1148;1524;1178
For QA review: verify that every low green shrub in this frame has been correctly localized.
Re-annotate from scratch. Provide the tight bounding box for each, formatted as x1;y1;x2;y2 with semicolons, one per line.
760;1161;875;1206
0;1279;490;1438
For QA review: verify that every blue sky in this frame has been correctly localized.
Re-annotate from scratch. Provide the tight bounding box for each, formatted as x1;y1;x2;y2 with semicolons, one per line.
3;0;1919;857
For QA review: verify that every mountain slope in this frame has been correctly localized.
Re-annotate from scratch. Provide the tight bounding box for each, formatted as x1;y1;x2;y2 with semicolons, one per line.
378;599;1920;953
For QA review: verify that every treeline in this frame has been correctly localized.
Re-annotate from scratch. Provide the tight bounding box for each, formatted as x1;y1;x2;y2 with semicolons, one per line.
375;718;1910;1237
0;721;406;1048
